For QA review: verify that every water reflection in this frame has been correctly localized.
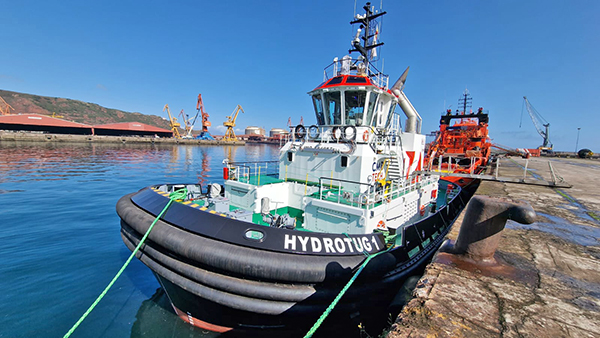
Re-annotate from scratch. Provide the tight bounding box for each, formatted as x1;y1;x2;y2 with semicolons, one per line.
131;288;218;338
506;212;600;246
0;141;282;338
198;148;211;186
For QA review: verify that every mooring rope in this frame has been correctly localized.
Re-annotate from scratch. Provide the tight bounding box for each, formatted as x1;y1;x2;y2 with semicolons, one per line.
63;188;187;338
303;244;393;338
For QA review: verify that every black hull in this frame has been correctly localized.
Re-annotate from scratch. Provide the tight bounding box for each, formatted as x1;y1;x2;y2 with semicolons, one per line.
117;179;478;335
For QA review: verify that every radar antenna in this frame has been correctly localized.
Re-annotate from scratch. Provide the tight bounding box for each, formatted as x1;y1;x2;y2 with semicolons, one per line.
349;2;386;61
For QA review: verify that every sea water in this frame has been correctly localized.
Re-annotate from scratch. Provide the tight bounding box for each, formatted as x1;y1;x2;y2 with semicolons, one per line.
0;141;280;338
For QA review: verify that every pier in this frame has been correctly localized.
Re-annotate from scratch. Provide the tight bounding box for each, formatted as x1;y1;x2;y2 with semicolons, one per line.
0;130;245;145
387;157;600;337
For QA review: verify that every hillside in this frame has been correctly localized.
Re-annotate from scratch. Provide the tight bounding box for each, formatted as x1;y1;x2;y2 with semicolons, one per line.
0;89;171;129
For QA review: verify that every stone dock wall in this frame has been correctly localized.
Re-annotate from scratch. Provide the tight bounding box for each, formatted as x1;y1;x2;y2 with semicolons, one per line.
0;131;245;146
387;157;600;338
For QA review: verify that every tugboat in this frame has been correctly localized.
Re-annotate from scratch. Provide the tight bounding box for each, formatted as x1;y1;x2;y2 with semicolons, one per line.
117;3;476;336
425;90;491;188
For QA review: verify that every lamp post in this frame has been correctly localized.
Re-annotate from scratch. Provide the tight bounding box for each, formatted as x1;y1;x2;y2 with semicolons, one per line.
575;127;581;153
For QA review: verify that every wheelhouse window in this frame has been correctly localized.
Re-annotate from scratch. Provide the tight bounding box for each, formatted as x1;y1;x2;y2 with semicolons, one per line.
344;91;366;126
326;77;344;86
312;94;325;125
323;91;342;125
385;104;398;129
365;92;378;127
345;76;367;84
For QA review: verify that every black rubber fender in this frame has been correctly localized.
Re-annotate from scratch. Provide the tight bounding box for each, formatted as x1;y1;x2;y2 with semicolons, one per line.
120;222;408;303
117;193;397;283
121;230;397;317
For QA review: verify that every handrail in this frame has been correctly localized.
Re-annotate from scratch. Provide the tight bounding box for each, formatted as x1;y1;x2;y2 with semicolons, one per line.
317;174;437;209
322;57;389;89
224;160;279;183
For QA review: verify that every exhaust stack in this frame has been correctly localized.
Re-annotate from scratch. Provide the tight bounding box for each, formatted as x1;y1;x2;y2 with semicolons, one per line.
391;67;422;133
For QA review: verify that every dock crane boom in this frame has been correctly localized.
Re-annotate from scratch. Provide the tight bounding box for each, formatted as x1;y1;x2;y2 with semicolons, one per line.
196;94;214;140
0;96;15;115
163;104;181;139
521;96;552;151
178;109;194;138
223;105;244;141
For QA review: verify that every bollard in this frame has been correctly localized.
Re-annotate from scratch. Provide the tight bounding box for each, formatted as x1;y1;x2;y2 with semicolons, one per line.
443;195;536;263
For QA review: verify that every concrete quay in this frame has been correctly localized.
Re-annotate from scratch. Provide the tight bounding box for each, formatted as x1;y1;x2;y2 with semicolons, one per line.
0;131;245;145
387;157;600;338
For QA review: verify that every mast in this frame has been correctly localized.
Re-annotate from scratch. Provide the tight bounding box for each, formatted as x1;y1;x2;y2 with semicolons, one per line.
459;89;472;114
349;2;386;63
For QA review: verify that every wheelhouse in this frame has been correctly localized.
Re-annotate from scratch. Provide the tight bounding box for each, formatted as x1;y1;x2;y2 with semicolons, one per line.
308;67;398;131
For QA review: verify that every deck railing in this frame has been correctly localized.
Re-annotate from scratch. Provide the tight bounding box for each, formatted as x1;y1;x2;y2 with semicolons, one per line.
322;58;389;89
224;160;279;185
317;174;437;209
429;155;488;174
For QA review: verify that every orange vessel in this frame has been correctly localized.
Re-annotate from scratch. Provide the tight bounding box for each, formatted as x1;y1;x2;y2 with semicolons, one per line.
426;90;491;188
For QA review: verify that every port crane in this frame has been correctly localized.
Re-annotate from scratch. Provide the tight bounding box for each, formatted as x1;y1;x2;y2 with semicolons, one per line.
521;96;552;152
196;94;214;140
223;105;244;141
163;104;182;139
178;109;194;138
0;96;15;115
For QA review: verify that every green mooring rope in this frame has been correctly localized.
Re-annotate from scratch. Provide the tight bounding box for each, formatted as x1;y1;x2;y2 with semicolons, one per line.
303;245;393;338
63;188;187;338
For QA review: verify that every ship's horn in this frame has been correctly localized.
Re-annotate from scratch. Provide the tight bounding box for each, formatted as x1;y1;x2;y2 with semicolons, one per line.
391;67;422;133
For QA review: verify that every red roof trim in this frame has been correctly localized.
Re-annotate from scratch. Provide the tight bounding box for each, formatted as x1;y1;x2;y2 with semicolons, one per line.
93;122;171;133
0;114;91;128
312;75;378;91
0;114;171;133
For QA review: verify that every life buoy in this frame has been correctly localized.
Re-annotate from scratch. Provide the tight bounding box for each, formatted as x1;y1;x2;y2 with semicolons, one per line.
331;126;342;141
342;126;356;141
308;125;320;139
362;130;370;142
294;125;306;139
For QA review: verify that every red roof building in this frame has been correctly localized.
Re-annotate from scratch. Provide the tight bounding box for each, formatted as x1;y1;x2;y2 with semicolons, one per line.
0;114;92;134
0;114;173;138
93;122;173;137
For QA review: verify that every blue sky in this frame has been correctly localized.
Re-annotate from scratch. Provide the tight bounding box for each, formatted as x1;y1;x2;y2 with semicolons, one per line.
1;0;598;152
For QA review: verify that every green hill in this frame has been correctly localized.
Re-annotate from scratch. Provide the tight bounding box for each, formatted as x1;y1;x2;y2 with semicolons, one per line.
0;89;171;129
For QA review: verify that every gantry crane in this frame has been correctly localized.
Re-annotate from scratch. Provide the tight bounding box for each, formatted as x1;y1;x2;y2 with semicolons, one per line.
0;96;15;115
521;96;552;152
223;105;245;141
196;94;214;140
163;104;181;139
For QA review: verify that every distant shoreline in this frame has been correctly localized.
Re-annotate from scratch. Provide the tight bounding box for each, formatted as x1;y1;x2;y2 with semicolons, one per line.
0;130;245;145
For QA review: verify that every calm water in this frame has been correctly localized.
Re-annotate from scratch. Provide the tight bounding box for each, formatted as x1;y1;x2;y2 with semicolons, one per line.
0;141;281;338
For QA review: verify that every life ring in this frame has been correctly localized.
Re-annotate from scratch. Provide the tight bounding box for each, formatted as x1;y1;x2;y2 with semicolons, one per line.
342;126;356;141
331;126;342;141
362;130;370;142
308;125;320;140
294;125;306;139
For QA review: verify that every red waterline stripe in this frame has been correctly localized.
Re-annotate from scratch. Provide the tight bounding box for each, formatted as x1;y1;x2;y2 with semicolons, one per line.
173;306;233;333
